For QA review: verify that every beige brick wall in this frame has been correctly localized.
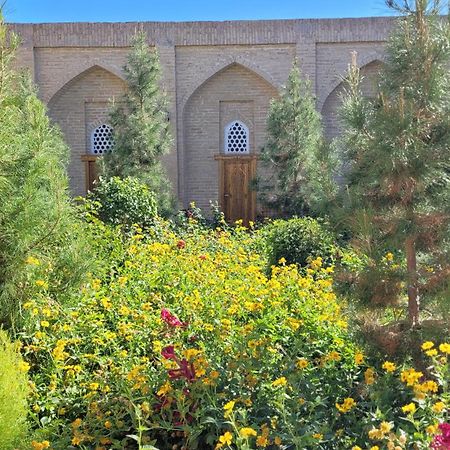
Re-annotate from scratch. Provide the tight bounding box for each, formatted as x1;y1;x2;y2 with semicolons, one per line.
8;18;395;206
183;64;278;211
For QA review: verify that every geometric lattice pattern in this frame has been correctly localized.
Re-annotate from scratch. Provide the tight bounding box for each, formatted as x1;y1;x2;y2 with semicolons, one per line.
90;124;114;155
225;120;249;154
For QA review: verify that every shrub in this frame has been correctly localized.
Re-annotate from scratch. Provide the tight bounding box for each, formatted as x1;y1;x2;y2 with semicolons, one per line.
89;176;158;228
0;330;29;450
263;217;336;269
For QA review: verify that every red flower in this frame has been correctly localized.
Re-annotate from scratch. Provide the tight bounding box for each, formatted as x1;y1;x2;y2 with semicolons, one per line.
199;254;206;260
431;423;450;449
161;308;187;328
161;345;176;360
168;358;196;382
177;240;186;249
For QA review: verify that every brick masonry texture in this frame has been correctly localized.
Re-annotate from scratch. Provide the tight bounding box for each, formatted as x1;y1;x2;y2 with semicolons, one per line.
9;18;394;207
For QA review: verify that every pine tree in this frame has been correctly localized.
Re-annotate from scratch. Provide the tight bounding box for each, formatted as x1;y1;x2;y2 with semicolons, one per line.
338;0;450;326
100;32;174;216
259;59;336;216
0;12;91;327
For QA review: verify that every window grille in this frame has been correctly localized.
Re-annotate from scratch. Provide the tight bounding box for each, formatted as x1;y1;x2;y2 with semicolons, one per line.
224;121;249;154
90;124;114;155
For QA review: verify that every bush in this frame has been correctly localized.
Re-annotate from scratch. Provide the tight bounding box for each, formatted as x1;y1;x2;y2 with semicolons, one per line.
89;176;158;228
0;330;29;450
263;217;336;269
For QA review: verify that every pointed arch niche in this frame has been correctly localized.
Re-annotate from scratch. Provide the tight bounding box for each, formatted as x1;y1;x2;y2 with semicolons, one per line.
182;62;278;216
48;65;126;195
321;60;384;139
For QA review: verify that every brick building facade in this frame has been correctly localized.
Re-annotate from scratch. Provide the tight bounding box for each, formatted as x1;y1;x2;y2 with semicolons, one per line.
10;18;393;219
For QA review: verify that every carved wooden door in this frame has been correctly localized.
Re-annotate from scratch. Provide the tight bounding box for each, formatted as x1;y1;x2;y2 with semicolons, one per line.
216;155;257;225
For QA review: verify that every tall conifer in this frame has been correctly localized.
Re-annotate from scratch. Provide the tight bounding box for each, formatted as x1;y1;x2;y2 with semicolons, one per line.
338;0;450;326
101;32;174;215
259;60;336;216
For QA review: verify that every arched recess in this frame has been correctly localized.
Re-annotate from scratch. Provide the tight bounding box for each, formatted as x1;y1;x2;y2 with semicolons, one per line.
179;57;279;111
45;63;125;104
48;65;126;196
181;62;278;211
321;60;384;139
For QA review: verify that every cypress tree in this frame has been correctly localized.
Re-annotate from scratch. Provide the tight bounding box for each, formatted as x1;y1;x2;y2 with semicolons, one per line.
259;59;336;216
0;12;91;327
338;0;450;326
101;32;174;216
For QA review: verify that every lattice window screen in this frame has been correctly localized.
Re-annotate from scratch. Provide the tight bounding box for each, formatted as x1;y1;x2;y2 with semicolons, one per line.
224;121;249;154
90;124;114;155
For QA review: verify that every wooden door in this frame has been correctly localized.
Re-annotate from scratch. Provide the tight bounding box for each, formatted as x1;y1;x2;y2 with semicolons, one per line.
81;155;99;193
216;155;257;225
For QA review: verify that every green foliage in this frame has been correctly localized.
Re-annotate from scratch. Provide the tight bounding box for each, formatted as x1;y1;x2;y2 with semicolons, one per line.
100;32;175;216
0;330;29;450
335;0;450;324
262;217;336;269
258;59;337;216
0;14;92;327
88;176;158;228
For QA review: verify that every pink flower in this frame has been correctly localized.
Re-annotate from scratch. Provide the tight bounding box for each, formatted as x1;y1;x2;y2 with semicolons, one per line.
161;345;176;360
161;308;186;328
431;423;450;449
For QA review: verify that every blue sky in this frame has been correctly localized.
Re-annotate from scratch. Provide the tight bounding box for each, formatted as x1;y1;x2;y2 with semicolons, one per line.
5;0;396;23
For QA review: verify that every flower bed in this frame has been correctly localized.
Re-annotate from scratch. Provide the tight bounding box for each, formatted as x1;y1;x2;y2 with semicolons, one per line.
20;221;449;449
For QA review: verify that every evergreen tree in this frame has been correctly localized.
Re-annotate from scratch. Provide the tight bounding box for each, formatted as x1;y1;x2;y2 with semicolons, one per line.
0;12;91;327
338;0;450;326
259;59;336;216
101;32;174;216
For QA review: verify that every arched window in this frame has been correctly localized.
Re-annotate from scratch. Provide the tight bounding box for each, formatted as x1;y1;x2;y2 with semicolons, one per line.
90;124;114;155
224;121;249;154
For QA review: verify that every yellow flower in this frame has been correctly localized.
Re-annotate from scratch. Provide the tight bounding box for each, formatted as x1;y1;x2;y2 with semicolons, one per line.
18;361;30;372
427;424;439;435
379;421;393;434
274;436;282;446
31;441;50;450
352;447;362;450
385;252;394;261
400;368;423;386
26;256;40;266
104;420;112;429
422;341;434;351
365;368;376;385
40;320;50;328
368;428;383;440
401;402;416;414
239;427;257;438
272;377;287;387
426;349;438;357
370;447;380;450
382;361;396;373
336;397;356;413
354;352;364;365
35;280;48;288
157;381;171;396
312;433;323;440
439;343;450;354
223;400;235;418
216;431;232;448
296;358;308;369
71;418;82;428
432;401;445;413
